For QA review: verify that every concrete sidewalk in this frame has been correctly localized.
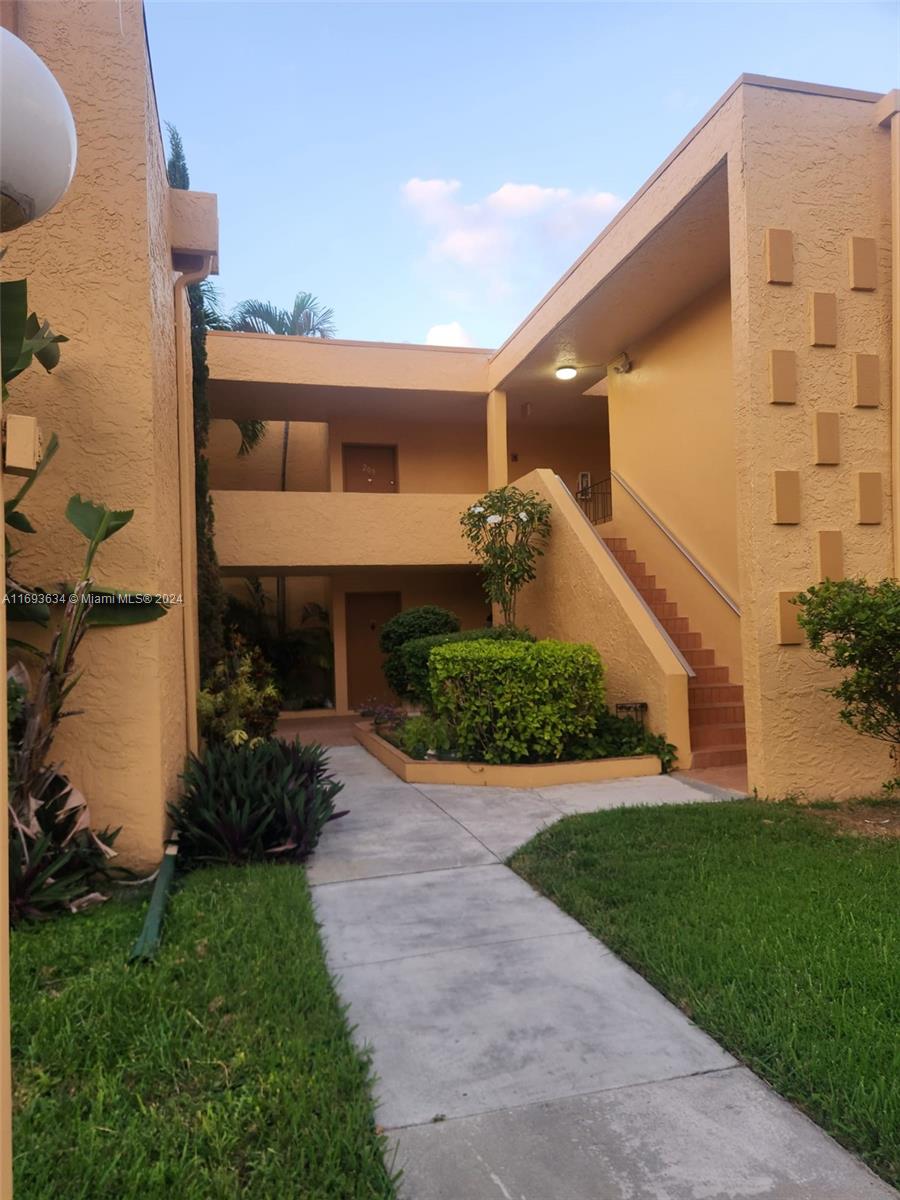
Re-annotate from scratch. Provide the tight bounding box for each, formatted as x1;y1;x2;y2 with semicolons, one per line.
309;747;896;1200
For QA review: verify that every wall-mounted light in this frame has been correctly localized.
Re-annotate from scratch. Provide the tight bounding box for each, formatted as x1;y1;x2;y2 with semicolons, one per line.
0;29;77;231
554;365;578;381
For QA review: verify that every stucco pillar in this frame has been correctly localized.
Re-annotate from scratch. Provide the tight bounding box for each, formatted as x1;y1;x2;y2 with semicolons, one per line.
486;389;508;490
332;581;350;714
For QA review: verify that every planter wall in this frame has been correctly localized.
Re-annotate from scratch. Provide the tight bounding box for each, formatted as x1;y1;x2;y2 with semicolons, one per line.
355;722;662;786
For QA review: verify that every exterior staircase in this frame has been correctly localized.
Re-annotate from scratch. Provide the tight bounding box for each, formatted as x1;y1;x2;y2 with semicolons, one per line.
604;536;747;769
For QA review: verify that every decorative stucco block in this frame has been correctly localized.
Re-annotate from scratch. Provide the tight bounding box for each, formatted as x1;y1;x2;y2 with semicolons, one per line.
773;471;801;524
856;472;882;524
852;353;880;407
848;236;877;291
817;530;844;581
765;228;793;284
810;292;837;347
813;412;840;465
777;592;804;645
769;349;796;404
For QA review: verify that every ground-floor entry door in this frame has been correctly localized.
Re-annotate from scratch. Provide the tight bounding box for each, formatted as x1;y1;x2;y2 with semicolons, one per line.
346;591;402;708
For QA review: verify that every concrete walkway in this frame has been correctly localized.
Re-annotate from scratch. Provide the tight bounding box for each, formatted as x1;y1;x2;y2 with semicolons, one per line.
309;746;896;1200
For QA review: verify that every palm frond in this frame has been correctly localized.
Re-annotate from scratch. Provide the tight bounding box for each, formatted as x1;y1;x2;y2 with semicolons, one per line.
234;419;268;456
291;291;336;338
228;299;293;335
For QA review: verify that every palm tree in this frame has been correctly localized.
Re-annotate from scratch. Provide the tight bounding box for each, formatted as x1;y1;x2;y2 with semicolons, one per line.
228;292;336;338
216;292;336;456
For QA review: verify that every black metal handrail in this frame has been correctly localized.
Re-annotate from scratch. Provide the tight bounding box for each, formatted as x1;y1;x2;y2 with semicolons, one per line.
576;476;612;525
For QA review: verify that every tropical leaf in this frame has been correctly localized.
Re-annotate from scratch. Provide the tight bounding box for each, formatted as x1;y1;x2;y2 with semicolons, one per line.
1;278;28;383
81;587;169;626
235;418;267;456
65;495;134;543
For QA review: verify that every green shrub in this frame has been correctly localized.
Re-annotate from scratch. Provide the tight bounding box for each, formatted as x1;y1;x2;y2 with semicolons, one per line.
170;739;346;866
198;634;281;746
567;709;677;772
794;578;900;784
378;605;460;655
430;639;605;764
395;714;453;760
387;625;534;703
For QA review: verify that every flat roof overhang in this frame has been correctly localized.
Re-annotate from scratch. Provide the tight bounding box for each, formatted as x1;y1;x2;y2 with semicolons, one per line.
208;332;492;423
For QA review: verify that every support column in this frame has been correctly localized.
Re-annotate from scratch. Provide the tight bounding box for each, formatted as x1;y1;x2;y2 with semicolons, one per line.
332;582;350;714
486;389;508;490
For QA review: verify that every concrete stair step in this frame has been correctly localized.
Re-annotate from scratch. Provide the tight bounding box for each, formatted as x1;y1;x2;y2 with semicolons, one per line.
690;747;748;768
651;601;679;620
683;647;716;668
661;615;691;637
690;723;747;749
689;682;744;704
690;665;731;685
689;703;746;727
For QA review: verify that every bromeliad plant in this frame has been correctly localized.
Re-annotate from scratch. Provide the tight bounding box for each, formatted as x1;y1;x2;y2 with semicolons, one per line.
460;486;551;626
171;738;347;866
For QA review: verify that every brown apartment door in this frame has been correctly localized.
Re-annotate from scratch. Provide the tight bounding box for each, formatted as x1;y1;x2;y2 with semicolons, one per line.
342;444;398;492
346;591;402;708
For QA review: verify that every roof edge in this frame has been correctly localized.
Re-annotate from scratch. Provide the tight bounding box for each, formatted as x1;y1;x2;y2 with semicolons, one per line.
489;73;882;367
207;330;495;355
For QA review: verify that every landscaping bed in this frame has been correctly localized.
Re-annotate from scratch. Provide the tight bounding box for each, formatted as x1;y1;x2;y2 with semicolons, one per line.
356;720;661;785
510;798;900;1188
11;865;397;1200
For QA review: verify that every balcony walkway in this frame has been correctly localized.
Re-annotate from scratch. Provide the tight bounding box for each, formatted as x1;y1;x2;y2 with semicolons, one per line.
308;746;895;1200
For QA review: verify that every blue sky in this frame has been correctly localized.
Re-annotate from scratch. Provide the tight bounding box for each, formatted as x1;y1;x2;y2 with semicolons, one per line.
145;1;899;348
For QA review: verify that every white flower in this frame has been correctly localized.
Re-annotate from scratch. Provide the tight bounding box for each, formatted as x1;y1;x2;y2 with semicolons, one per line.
519;511;528;521
486;514;502;525
470;504;485;513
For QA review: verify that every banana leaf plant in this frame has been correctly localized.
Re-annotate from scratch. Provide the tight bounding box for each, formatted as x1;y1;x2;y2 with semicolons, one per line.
9;496;169;822
0;277;67;403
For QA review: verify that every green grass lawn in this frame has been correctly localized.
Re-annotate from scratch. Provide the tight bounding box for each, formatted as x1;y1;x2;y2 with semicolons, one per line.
510;799;900;1188
11;864;397;1200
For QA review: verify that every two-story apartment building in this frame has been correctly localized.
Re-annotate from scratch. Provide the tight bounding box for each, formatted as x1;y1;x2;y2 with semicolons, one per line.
207;75;899;799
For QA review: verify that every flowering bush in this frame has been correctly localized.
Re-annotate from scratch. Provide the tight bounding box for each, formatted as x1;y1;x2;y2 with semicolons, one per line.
460;486;552;626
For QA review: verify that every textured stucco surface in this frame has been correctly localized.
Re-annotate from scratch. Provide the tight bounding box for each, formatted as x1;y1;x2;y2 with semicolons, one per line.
212;490;479;570
729;84;895;796
208;330;491;393
516;472;692;763
209;418;330;492
608;280;739;599
2;0;188;865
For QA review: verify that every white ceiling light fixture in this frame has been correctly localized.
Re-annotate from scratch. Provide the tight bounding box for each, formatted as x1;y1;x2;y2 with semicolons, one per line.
0;28;77;232
554;365;578;381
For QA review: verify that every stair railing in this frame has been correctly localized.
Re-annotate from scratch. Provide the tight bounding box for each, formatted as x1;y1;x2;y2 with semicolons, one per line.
576;476;613;525
611;470;741;616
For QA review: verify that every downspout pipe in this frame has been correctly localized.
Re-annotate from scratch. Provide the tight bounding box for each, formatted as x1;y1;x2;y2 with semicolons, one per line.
173;253;214;757
874;90;900;578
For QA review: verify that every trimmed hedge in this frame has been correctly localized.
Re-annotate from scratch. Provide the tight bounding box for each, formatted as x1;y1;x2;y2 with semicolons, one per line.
430;639;605;764
386;626;535;703
378;605;460;656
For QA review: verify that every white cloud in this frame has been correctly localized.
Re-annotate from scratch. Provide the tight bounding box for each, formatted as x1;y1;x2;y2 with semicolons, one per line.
402;174;622;279
425;321;473;347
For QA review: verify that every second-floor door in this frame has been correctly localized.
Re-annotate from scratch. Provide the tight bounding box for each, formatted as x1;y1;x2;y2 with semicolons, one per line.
342;443;398;492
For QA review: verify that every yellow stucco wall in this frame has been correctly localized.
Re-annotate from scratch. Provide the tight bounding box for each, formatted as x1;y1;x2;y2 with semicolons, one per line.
2;0;189;866
509;402;610;498
209;419;330;491
212;490;479;570
515;471;692;764
607;280;738;599
327;419;488;493
730;84;895;796
602;280;742;679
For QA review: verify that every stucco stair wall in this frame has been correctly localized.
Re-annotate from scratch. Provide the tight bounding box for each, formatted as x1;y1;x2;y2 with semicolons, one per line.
605;538;747;769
